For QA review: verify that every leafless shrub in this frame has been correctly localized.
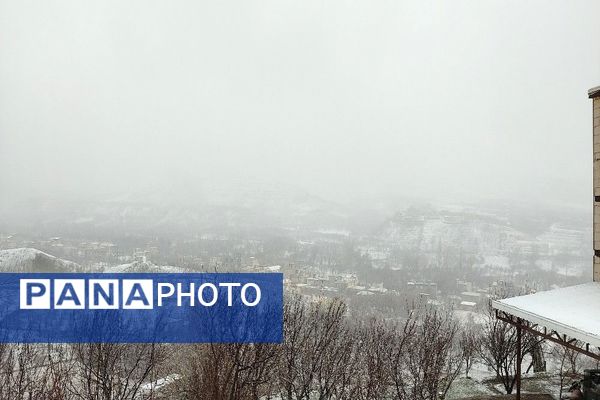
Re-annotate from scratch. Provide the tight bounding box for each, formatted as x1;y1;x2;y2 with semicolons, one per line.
478;299;541;394
0;297;474;400
0;343;75;400
553;343;583;399
390;305;462;400
177;342;278;400
349;318;392;400
459;325;480;378
276;296;349;400
69;342;166;400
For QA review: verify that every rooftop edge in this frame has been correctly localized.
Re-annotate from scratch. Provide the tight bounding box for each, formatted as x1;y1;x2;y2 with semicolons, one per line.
590;86;600;98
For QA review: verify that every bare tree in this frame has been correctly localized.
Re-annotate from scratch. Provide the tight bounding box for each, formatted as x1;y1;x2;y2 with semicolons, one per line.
459;325;480;378
276;296;349;400
388;313;417;400
69;342;166;400
350;318;393;400
277;295;309;400
0;343;75;400
553;343;582;399
180;342;279;400
478;300;540;394
389;305;462;400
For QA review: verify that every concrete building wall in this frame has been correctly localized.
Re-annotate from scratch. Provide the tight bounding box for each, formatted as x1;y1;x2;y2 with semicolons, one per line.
591;87;600;281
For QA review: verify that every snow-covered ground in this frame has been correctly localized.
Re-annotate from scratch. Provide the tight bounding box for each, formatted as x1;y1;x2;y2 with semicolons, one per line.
139;373;181;394
0;248;81;272
447;343;600;400
104;260;186;273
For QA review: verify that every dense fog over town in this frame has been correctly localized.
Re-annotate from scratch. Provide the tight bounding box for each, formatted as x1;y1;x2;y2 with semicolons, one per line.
1;1;600;399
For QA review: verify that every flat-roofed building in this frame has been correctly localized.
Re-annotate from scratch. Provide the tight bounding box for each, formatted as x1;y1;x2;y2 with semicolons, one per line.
592;85;600;281
491;86;600;399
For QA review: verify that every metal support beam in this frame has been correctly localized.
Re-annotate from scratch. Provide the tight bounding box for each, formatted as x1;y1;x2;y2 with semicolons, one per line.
516;319;522;400
496;309;600;399
496;310;600;362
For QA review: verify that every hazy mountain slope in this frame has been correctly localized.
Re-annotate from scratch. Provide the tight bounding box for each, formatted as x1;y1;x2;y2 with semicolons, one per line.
105;260;185;273
0;248;81;272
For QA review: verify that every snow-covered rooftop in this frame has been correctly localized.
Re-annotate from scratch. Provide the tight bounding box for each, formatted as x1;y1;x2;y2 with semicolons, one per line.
492;282;600;348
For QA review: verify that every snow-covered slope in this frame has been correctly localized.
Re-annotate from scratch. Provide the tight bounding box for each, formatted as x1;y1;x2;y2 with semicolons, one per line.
104;260;185;273
0;248;81;272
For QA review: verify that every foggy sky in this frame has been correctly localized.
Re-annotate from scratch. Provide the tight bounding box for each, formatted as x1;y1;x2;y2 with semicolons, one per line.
1;1;599;209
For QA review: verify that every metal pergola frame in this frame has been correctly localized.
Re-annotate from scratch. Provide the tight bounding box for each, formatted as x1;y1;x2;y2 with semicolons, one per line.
496;309;600;399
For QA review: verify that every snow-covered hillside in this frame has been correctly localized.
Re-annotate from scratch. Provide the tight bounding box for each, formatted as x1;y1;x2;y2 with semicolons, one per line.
104;260;185;273
0;248;81;272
